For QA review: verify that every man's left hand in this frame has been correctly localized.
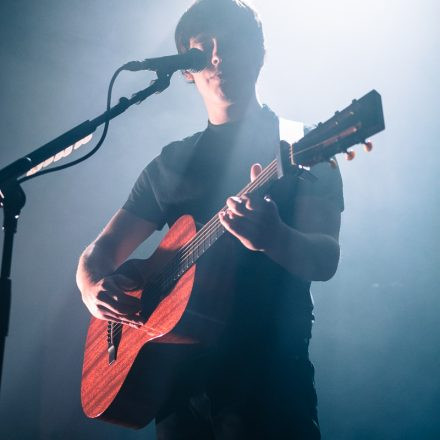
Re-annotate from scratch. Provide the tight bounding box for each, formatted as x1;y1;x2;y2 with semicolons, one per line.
218;163;282;252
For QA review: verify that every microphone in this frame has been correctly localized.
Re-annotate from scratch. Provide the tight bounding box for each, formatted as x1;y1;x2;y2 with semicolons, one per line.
122;48;208;74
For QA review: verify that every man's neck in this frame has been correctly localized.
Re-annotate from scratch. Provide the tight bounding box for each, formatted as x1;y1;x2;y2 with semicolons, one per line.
206;94;262;126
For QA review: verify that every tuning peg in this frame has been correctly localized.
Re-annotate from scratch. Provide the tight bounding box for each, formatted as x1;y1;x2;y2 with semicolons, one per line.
345;150;356;161
363;141;373;152
328;158;338;169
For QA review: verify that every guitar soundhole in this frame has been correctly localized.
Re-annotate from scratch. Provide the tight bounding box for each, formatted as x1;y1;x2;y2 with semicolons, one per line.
140;279;173;321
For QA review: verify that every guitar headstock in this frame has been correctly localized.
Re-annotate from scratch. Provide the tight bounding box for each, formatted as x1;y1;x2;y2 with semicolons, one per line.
285;90;385;171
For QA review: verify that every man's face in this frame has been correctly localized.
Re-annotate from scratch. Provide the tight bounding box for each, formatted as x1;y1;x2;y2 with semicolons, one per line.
184;31;261;108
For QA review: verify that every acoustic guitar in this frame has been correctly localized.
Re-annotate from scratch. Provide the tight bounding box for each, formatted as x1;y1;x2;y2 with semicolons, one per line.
81;90;385;428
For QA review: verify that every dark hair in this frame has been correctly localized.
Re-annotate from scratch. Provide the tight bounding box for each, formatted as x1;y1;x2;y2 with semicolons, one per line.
175;0;265;71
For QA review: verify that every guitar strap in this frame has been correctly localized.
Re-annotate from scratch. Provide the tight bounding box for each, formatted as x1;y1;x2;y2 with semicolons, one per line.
274;117;308;225
276;117;304;177
278;117;305;144
277;116;317;182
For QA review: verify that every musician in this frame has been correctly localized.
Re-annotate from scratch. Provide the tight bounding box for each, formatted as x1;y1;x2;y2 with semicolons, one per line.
77;0;343;438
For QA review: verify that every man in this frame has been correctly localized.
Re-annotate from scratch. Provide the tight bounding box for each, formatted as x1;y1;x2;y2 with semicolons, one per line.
77;0;343;438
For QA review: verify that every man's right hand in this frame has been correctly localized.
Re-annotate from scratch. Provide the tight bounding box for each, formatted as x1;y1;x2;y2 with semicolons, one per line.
81;273;144;328
76;209;158;327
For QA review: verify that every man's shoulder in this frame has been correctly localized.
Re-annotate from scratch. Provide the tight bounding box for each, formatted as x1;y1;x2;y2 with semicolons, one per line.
144;129;205;178
160;130;205;160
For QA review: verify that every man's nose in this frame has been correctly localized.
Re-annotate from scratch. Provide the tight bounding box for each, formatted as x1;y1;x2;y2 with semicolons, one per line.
210;38;222;67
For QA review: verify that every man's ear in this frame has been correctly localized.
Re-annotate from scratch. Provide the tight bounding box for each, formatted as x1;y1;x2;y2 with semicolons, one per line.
182;70;195;83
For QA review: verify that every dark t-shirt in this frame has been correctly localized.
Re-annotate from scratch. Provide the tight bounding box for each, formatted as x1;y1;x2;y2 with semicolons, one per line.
123;105;343;357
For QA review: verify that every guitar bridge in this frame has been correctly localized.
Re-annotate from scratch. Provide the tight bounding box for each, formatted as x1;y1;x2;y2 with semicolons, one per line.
107;321;121;365
108;344;116;365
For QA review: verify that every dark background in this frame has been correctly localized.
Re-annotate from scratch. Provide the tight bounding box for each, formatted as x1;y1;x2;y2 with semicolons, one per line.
0;1;439;439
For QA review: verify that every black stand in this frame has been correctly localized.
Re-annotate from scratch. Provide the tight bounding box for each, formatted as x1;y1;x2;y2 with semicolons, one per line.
0;73;171;185
0;71;172;396
0;181;26;394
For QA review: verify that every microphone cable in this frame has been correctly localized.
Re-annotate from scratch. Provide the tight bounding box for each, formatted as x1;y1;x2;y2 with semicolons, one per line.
18;65;125;184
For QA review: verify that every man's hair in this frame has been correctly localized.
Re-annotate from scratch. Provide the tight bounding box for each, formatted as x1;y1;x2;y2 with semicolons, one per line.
175;0;265;71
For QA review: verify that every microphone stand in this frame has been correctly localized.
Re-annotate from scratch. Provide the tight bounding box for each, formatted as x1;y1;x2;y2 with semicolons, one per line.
0;71;172;396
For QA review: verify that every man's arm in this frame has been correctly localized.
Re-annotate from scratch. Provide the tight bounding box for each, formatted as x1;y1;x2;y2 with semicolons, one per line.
76;208;157;327
264;195;341;281
218;163;341;282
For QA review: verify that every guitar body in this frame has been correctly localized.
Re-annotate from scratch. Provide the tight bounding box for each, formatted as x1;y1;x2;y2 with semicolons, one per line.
81;215;201;428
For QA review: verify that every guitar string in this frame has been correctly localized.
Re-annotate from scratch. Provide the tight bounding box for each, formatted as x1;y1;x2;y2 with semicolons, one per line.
90;136;349;349
138;159;278;290
96;160;279;347
91;161;281;351
84;160;278;356
93;137;339;347
141;159;279;285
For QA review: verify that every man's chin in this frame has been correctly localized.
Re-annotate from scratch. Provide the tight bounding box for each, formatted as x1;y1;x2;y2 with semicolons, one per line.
218;82;254;101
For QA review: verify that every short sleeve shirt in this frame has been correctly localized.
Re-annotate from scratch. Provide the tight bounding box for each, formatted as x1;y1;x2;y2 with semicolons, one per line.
123;106;344;355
